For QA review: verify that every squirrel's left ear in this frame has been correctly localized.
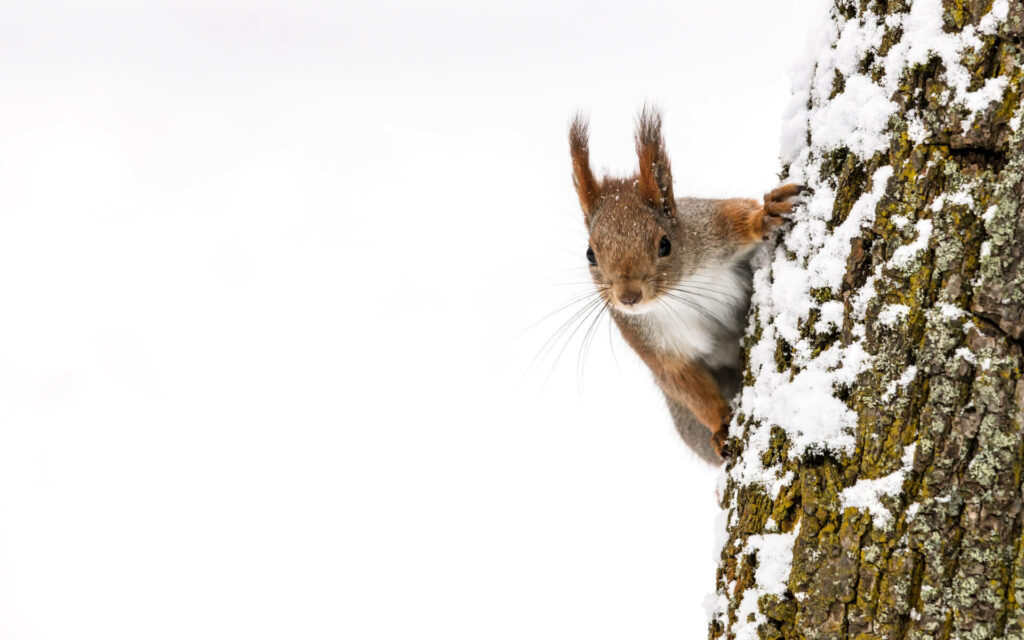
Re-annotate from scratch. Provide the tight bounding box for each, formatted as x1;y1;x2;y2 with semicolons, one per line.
569;114;601;224
635;106;676;218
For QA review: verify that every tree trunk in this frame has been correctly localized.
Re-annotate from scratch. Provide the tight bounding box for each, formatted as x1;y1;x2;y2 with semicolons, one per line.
710;2;1024;639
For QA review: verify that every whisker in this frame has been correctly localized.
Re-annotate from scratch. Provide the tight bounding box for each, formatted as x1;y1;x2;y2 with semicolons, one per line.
533;266;595;282
659;282;741;305
517;289;604;338
669;281;736;296
654;288;721;321
679;275;744;292
676;275;740;288
656;296;697;333
607;310;621;371
662;285;739;307
663;279;737;296
577;299;609;385
527;295;607;379
543;297;607;388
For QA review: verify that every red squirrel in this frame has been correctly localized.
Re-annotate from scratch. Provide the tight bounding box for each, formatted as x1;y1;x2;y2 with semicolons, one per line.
568;107;802;464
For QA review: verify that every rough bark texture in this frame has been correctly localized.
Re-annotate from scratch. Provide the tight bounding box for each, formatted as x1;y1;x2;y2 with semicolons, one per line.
712;2;1024;639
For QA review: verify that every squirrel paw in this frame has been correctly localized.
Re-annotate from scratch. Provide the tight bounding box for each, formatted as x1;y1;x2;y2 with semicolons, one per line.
760;183;806;239
764;182;806;213
710;426;731;460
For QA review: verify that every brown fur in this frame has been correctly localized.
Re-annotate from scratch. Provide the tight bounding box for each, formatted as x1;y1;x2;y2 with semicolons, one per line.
567;106;802;460
623;336;732;450
634;106;676;217
569;115;602;222
720;184;804;244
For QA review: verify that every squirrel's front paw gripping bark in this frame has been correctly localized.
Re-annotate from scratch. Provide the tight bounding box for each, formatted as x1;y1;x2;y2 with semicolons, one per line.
567;106;800;465
711;420;730;459
752;182;806;241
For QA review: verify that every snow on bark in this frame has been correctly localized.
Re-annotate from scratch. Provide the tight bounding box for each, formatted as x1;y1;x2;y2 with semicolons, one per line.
712;1;1024;639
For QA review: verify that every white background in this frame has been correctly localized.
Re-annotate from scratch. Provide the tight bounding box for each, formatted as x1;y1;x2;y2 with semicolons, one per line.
0;1;819;638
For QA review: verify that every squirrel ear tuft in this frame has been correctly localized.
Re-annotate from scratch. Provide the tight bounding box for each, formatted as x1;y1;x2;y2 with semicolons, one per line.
635;105;676;218
569;113;601;223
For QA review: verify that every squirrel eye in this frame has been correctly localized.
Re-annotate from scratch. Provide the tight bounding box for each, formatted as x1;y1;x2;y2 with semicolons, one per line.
658;235;671;257
586;246;597;266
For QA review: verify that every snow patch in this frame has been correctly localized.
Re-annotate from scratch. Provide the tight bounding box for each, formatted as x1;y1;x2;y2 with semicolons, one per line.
881;0;1009;132
732;524;801;640
906;501;921;521
978;0;1009;34
877;303;910;327
938;303;966;320
784;0;1010;161
889;219;933;269
882;365;918;401
808;74;895;159
906;115;928;145
815;300;845;333
839;444;916;526
955;347;977;365
932;187;974;212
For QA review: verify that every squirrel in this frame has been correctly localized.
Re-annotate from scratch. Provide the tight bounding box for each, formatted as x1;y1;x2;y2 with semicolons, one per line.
567;107;802;464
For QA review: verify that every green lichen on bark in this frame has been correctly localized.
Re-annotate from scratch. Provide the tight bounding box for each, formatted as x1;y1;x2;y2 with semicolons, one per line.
712;2;1024;639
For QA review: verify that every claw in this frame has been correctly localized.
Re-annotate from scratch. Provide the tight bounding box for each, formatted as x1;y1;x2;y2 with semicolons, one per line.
764;183;807;217
710;428;730;459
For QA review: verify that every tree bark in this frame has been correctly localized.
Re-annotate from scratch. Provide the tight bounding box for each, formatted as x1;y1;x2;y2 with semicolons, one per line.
711;2;1024;639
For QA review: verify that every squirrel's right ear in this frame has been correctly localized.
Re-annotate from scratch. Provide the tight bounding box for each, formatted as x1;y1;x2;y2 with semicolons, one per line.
569;114;601;223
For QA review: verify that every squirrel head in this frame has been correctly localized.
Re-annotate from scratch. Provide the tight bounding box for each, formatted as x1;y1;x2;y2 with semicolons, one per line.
569;107;692;315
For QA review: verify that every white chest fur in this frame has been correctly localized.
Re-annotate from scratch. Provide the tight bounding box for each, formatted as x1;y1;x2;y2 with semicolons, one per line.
629;265;750;369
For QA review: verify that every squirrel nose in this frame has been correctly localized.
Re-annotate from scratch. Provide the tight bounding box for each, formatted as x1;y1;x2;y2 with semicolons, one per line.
618;290;642;306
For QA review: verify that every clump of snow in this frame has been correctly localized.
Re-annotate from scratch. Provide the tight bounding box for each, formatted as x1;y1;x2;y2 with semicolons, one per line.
981;240;992;257
938;303;966;320
978;0;1009;34
931;187;974;212
712;508;731;562
955;347;977;365
808;74;895;159
906;501;921;521
703;591;730;628
889;219;933;269
982;205;998;223
839;444;916;526
906;115;928;145
815;300;845;333
747;527;800;596
851;268;881;321
877;303;910;327
882;365;918;400
731;525;801;640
